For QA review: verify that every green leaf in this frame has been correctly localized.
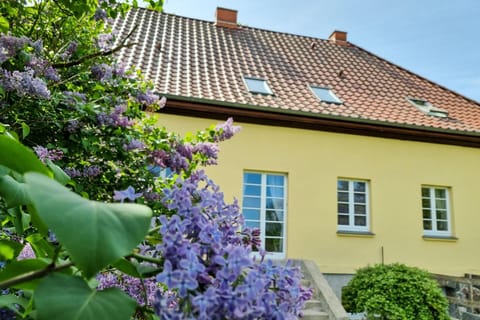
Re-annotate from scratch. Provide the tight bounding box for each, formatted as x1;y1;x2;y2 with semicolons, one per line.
112;258;141;278
21;122;30;139
35;273;137;320
25;173;152;277
0;294;28;315
26;234;55;259
0;259;49;290
0;135;50;176
0;175;31;208
0;239;23;260
46;159;71;185
0;15;9;33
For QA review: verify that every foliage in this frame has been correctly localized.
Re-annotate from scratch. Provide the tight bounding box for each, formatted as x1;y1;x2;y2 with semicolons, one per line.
342;263;449;320
0;0;311;319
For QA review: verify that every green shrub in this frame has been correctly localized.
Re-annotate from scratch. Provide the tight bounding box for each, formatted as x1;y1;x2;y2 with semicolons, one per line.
342;263;449;320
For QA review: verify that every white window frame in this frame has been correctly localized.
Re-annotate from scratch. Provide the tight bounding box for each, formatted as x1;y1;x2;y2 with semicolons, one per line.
421;186;452;237
243;77;273;95
310;86;342;104
337;179;370;232
242;171;287;259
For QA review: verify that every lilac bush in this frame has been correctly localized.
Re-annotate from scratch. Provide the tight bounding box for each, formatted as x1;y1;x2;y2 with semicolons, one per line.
0;2;312;318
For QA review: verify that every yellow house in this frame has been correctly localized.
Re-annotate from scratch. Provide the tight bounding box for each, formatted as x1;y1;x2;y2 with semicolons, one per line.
114;7;480;288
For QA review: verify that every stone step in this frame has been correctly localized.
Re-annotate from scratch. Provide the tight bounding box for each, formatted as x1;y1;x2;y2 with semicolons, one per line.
305;299;323;310
302;308;329;320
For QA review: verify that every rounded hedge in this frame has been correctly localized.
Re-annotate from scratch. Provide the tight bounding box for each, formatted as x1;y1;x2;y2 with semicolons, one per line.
342;263;449;320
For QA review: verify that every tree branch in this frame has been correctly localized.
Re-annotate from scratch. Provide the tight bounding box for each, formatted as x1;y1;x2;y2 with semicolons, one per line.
130;252;163;265
52;25;139;69
0;261;74;289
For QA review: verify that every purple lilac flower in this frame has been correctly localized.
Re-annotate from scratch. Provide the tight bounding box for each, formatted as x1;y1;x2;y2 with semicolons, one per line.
62;91;86;106
44;66;60;82
143;191;161;201
1;68;50;99
193;142;219;165
32;39;43;53
214;117;241;142
33;146;63;163
94;8;108;21
59;41;78;60
123;138;145;151
65;119;81;133
64;168;82;178
97;271;158;306
83;166;102;178
113;186;143;202
113;62;127;77
0;35;31;64
96;33;113;51
91;63;113;82
159;96;167;108
97;105;134;128
17;243;35;260
136;89;159;107
152;170;312;318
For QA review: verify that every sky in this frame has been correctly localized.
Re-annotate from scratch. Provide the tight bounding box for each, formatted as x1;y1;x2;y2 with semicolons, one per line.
155;0;480;102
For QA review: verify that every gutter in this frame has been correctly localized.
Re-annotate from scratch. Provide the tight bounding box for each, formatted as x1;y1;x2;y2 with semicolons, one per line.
160;94;480;148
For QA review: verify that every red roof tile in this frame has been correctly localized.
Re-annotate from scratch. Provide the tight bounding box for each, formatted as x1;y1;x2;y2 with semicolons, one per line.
113;8;480;134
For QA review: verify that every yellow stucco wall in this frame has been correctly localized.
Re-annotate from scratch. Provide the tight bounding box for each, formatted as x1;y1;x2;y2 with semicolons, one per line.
156;112;480;276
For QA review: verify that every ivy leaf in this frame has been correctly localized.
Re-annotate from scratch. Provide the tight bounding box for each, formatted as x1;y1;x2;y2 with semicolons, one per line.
25;173;152;277
35;273;137;320
0;135;50;176
0;175;31;208
0;15;9;33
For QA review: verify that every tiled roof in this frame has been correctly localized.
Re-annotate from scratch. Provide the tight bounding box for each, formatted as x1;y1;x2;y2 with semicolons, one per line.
113;8;480;134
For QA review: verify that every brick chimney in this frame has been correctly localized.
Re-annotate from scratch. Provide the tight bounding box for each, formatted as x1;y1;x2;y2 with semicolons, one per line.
215;7;238;29
329;30;348;46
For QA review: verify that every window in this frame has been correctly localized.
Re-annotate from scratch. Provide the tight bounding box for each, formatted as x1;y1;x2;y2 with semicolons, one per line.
243;77;273;95
407;98;448;118
337;179;369;232
242;172;286;258
310;86;342;104
422;186;451;236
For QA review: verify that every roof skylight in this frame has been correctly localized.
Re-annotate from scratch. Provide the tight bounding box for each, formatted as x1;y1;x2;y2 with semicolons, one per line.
310;86;342;104
407;98;448;118
244;77;273;95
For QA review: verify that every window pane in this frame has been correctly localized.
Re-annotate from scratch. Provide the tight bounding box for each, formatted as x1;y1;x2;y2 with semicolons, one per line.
266;210;283;221
338;203;349;214
354;215;366;226
435;189;446;198
266;186;284;198
436;210;447;220
354;204;366;215
423;220;432;230
422;199;431;208
421;188;430;197
243;197;261;208
354;193;366;203
337;192;349;202
337;180;348;191
243;209;260;220
244;173;261;184
437;221;448;231
354;182;366;192
267;175;284;186
310;86;342;103
435;199;446;210
423;209;432;219
265;238;283;252
243;185;261;196
266;223;283;237
266;198;284;210
245;220;260;229
244;77;272;94
338;215;349;225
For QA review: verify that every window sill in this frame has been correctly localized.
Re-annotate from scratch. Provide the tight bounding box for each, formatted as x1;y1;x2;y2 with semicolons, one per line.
337;230;375;237
423;235;458;242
